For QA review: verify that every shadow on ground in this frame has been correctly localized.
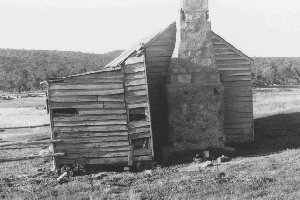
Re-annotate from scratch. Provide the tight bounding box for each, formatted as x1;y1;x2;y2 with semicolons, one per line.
230;112;300;157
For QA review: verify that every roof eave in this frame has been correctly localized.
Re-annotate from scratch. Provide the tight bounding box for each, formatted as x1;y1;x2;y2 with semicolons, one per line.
212;31;253;63
44;66;122;83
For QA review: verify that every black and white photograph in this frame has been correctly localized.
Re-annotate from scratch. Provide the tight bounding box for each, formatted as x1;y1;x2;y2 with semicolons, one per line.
0;0;299;199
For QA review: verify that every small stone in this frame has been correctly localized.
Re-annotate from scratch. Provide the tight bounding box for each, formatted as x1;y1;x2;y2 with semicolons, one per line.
37;168;43;172
201;161;213;168
185;11;207;22
124;167;131;172
194;74;208;84
208;74;220;83
216;155;231;164
93;172;107;180
144;170;153;176
16;174;29;178
203;151;210;159
178;74;192;84
193;157;205;163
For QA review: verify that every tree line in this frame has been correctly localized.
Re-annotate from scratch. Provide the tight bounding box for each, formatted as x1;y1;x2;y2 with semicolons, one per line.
0;48;299;92
0;49;123;92
252;57;300;86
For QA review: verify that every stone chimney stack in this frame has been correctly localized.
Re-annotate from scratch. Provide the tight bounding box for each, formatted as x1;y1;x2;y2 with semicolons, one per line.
179;0;215;68
164;0;225;161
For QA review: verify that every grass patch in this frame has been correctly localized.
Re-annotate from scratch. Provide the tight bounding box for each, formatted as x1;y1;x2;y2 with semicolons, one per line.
0;108;49;128
0;88;300;199
2;150;300;199
0;94;46;109
253;87;300;118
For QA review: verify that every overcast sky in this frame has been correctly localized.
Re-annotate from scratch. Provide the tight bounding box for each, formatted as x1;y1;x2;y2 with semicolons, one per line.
0;0;299;57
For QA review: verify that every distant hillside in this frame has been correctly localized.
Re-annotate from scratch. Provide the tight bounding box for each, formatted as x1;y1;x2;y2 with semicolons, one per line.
252;57;300;86
0;49;123;92
1;48;299;92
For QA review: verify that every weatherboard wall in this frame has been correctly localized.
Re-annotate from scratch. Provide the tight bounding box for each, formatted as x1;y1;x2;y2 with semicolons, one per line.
144;25;177;159
123;55;153;163
212;33;254;143
48;69;131;166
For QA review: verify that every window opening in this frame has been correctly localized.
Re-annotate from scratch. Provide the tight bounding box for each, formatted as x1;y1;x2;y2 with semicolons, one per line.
53;108;78;114
129;107;146;122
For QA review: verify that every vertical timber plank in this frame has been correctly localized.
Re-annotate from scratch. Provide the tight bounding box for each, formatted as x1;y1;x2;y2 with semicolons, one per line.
128;145;134;166
144;58;154;158
49;82;58;169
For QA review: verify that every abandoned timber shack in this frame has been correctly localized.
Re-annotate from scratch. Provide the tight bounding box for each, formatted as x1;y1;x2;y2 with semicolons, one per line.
45;0;253;167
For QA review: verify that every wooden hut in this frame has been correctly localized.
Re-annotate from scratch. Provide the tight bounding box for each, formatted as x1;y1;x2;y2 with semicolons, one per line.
46;12;253;167
46;23;177;167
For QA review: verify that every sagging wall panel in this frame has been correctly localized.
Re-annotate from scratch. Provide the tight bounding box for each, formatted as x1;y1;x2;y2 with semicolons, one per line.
145;26;176;159
123;55;153;162
212;33;254;142
49;70;131;166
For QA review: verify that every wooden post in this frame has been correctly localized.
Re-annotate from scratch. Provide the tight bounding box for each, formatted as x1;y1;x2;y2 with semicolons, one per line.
48;82;58;170
124;145;134;172
128;145;134;167
143;57;154;159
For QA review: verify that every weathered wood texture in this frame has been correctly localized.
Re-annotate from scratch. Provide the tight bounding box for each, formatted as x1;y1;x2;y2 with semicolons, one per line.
145;26;176;157
212;34;254;143
48;25;178;165
124;55;153;161
0;139;62;148
48;69;133;165
56;155;152;165
0;153;65;163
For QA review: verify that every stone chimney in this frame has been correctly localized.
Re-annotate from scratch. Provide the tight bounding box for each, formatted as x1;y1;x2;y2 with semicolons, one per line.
164;0;225;162
179;0;215;68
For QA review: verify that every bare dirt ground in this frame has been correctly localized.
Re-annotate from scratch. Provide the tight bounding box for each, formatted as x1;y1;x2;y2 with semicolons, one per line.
1;88;300;199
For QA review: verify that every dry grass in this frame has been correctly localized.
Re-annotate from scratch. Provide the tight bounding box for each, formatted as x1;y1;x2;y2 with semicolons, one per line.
0;95;49;142
2;150;300;199
1;88;300;199
0;108;49;128
0;93;46;109
253;87;300;118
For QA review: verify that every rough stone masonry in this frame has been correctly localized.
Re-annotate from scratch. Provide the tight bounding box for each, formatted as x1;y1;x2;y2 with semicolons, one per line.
165;0;225;156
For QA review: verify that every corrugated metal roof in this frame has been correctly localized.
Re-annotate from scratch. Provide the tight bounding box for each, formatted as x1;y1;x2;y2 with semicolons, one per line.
104;21;176;68
45;21;177;83
44;22;176;83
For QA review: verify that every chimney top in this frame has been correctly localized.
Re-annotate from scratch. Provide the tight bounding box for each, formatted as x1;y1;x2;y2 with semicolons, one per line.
180;0;208;11
178;0;215;68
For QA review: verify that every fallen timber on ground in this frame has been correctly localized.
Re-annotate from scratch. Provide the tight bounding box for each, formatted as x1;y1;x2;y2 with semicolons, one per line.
0;153;65;163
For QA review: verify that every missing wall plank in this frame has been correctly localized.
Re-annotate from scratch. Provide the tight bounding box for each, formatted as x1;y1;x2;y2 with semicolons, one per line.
53;108;78;115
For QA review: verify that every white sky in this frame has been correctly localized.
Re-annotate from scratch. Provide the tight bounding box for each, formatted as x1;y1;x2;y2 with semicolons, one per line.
0;0;299;57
